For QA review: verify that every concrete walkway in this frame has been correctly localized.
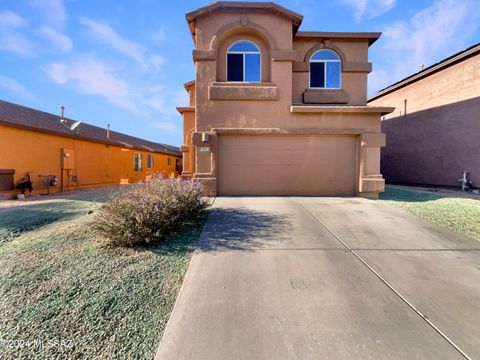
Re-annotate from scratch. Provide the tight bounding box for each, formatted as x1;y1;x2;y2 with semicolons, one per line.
156;197;480;360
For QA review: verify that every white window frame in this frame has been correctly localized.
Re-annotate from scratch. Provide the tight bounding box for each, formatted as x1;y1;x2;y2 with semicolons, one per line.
147;154;154;169
134;153;143;172
226;40;261;83
309;50;342;90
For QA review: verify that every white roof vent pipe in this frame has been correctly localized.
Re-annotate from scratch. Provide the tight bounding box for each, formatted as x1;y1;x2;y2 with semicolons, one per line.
60;105;65;123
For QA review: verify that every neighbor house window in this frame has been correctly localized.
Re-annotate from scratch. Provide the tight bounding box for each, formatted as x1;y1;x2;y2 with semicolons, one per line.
147;154;154;168
310;49;341;89
167;157;172;166
134;153;143;172
227;40;261;82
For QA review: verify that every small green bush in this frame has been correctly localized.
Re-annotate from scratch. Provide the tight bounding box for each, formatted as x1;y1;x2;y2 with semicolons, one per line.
94;177;209;246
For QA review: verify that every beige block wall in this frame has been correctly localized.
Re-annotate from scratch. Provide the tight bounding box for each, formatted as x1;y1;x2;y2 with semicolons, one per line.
369;54;480;187
370;55;480;117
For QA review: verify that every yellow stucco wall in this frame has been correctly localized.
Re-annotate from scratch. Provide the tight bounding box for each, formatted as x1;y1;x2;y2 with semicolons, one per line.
0;124;181;196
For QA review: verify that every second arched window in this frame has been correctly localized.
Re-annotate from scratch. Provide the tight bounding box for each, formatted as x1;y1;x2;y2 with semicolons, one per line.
227;40;261;82
310;49;341;89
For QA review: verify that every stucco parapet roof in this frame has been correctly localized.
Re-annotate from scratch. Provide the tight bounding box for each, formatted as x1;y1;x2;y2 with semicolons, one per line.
186;1;303;30
295;31;381;46
290;105;395;116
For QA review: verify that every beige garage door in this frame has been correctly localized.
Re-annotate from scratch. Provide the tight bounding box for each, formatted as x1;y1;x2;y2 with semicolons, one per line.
218;135;357;196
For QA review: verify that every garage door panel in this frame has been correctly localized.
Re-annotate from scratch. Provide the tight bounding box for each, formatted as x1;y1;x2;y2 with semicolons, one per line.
218;135;357;196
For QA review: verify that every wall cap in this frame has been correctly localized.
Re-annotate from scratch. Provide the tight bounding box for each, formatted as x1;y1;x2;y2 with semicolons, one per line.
210;127;366;135
177;106;195;114
290;105;395;115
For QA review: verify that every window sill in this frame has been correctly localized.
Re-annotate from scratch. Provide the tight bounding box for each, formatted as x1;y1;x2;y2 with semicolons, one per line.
303;88;348;104
209;82;279;101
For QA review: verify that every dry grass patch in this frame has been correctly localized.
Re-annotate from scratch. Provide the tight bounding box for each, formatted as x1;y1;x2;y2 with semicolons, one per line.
0;188;208;359
379;186;480;241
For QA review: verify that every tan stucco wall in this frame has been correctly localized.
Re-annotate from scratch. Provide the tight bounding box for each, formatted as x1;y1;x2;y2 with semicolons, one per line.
292;38;370;105
181;109;196;177
183;6;385;196
188;85;196;107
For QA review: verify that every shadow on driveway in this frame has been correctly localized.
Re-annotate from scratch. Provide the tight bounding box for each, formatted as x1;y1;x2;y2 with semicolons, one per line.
197;207;292;252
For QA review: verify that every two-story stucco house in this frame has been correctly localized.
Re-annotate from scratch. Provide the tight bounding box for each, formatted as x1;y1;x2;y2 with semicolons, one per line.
177;1;394;197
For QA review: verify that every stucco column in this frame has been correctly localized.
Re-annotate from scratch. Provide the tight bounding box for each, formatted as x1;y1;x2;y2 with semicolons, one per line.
359;133;386;197
191;131;217;195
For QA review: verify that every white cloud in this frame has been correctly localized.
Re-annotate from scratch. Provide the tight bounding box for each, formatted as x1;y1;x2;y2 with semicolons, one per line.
144;96;167;113
143;86;187;116
43;57;176;115
78;17;165;71
0;75;36;100
44;58;138;112
38;25;73;52
0;11;25;27
338;0;396;20
78;17;146;66
0;11;35;56
29;0;67;27
369;0;480;94
150;121;179;133
149;55;166;72
46;63;68;83
150;25;168;44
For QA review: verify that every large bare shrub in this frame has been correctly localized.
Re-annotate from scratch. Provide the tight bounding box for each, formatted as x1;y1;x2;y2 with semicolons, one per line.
94;177;208;246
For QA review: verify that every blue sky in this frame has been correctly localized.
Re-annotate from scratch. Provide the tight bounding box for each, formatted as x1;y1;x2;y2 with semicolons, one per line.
1;0;479;146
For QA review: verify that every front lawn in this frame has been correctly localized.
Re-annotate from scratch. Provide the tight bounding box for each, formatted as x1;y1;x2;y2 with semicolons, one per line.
0;188;207;359
379;186;480;241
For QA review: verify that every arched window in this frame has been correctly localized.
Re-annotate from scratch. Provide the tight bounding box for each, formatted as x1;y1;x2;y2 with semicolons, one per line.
227;40;261;82
310;49;341;89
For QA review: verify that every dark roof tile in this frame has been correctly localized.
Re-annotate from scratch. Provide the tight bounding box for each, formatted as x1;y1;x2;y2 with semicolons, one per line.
0;99;181;157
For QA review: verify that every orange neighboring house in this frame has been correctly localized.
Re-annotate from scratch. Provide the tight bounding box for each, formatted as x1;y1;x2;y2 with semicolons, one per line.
0;100;182;198
178;1;394;197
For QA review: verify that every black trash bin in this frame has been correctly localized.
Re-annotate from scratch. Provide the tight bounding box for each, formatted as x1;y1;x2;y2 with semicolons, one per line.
0;169;15;191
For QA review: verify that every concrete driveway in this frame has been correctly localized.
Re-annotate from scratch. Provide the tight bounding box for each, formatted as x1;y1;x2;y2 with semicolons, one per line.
156;197;480;360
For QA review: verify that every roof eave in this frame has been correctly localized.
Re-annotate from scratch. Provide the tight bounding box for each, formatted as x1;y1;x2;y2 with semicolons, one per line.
184;80;195;91
176;106;195;114
295;31;381;46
